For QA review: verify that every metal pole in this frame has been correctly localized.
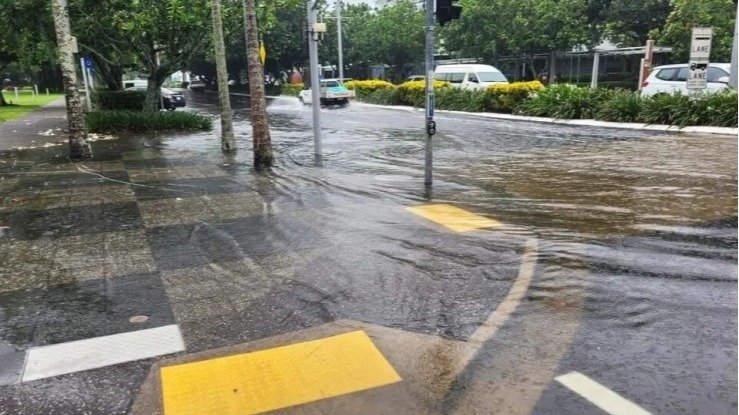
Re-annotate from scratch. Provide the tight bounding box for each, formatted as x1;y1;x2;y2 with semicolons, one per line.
730;11;738;89
307;1;322;158
336;0;344;82
423;0;434;186
590;51;599;89
80;57;92;111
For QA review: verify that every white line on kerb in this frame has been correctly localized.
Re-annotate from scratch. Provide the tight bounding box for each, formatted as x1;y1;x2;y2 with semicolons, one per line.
555;371;653;415
22;324;185;382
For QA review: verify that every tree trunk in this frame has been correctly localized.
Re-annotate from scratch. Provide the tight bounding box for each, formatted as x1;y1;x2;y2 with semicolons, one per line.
50;0;91;160
242;0;274;168
143;68;163;112
0;91;6;106
211;0;235;152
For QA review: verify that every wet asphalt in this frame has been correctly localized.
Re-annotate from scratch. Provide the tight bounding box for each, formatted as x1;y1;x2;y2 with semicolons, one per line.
0;91;736;414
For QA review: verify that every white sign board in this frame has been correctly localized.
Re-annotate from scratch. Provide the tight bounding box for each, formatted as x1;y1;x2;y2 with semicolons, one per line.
687;27;712;90
689;27;713;61
687;61;709;90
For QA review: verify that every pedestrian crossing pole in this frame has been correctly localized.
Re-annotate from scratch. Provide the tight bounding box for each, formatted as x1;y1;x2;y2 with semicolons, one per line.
423;0;435;187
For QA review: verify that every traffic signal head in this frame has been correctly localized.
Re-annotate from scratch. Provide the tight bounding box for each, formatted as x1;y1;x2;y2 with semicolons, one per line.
436;0;462;26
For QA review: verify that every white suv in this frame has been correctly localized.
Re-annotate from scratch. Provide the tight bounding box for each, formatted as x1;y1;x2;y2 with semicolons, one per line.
641;63;731;96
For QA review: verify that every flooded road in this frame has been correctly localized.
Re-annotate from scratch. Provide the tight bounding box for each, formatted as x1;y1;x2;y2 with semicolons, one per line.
0;92;736;414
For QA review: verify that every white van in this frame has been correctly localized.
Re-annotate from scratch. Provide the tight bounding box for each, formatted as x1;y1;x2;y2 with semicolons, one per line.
122;79;148;89
434;64;508;89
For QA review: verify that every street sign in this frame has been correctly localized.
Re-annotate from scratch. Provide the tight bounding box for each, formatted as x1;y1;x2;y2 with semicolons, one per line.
427;93;435;118
687;62;709;89
83;54;92;69
689;27;713;61
688;27;713;90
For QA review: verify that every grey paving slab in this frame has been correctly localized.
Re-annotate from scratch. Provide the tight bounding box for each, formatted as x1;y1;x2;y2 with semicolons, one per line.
0;351;25;386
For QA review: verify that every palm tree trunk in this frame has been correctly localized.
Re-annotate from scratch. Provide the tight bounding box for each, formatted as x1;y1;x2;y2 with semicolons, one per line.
242;0;274;168
50;0;91;160
211;0;235;152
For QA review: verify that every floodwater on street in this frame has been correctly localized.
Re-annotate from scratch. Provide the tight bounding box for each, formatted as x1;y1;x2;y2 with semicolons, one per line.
0;92;735;414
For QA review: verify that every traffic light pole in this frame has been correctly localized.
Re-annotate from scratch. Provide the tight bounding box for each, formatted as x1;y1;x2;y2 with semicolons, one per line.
423;0;435;187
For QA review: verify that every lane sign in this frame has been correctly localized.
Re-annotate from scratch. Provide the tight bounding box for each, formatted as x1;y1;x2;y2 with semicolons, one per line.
687;62;708;90
689;27;713;61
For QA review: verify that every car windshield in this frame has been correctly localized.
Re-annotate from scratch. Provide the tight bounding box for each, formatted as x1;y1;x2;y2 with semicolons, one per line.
161;88;174;94
478;72;507;82
321;81;340;87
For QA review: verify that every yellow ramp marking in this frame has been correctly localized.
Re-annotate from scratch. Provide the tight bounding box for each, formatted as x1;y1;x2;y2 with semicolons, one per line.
160;330;401;415
406;204;502;232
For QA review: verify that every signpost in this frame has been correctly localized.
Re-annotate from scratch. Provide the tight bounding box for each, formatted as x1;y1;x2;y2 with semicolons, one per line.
687;27;713;92
80;57;92;111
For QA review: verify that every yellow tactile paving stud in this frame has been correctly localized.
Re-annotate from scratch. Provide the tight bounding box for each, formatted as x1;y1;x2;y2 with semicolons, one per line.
406;203;502;232
160;330;402;415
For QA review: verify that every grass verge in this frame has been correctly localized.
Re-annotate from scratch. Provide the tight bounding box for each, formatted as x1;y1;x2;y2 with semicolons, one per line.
0;92;65;123
85;110;213;133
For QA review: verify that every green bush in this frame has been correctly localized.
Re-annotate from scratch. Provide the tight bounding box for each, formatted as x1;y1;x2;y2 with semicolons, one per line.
435;88;483;111
85;110;213;133
480;81;545;113
95;90;146;111
362;88;400;105
280;83;304;97
639;91;738;127
516;84;600;119
594;89;643;123
638;92;692;126
688;91;738;128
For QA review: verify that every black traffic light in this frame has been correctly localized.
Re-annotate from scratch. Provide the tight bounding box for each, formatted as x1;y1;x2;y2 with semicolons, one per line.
436;0;462;26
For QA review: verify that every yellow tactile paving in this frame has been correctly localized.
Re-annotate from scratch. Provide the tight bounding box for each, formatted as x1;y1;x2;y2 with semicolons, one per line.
406;203;502;232
160;330;402;415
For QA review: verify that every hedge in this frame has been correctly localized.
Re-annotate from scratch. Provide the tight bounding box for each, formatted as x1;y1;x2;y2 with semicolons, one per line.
94;90;146;111
517;85;737;127
85;110;213;133
281;78;737;127
280;83;304;96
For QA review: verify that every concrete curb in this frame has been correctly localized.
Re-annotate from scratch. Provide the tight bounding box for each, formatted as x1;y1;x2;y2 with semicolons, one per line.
355;102;738;136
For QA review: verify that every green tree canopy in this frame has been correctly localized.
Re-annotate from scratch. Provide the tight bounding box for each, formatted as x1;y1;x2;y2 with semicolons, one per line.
651;0;737;62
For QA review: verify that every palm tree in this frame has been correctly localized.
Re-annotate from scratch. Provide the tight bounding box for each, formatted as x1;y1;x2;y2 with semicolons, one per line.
210;0;235;151
50;0;91;160
242;0;274;168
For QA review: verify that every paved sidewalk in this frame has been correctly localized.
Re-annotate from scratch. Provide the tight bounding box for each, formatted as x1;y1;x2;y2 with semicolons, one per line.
0;98;67;151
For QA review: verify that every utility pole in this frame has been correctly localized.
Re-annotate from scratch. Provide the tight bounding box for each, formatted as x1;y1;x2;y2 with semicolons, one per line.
730;5;738;89
307;0;322;159
336;0;344;82
423;0;435;186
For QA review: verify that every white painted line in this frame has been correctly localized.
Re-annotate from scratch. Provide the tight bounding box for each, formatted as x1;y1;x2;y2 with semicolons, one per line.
465;238;538;351
555;372;652;415
22;325;185;382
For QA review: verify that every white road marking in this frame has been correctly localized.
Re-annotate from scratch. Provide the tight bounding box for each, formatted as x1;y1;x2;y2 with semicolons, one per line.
22;325;185;382
555;371;653;415
465;238;538;352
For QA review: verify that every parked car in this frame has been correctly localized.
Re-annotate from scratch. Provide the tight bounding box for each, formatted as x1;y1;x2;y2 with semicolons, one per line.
433;64;508;89
641;63;731;96
189;79;206;91
124;84;186;110
299;79;355;106
406;75;425;82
